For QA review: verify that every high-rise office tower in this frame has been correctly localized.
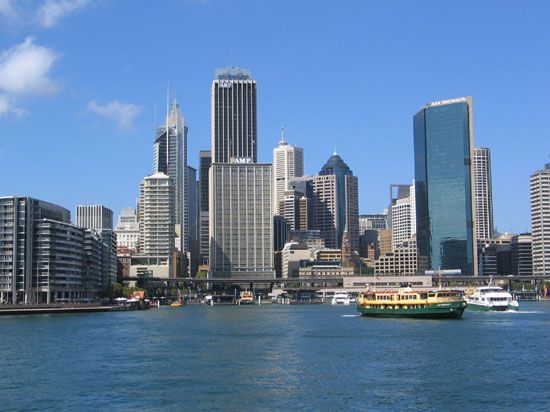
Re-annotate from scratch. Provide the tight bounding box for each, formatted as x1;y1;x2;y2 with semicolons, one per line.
390;181;416;250
209;163;274;280
474;147;495;241
209;68;274;280
135;172;175;278
153;98;188;255
76;205;113;231
187;165;199;276
199;150;211;266
531;162;550;275
272;130;304;215
312;152;359;251
414;96;477;275
211;67;256;163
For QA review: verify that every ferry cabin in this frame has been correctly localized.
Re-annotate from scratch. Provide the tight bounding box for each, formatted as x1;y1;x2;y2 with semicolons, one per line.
358;290;463;309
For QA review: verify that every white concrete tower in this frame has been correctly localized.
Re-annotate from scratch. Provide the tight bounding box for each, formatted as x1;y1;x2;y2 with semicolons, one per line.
531;162;550;276
272;128;304;215
474;147;495;241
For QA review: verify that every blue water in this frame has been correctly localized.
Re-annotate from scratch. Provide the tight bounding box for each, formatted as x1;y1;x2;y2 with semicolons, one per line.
2;303;550;411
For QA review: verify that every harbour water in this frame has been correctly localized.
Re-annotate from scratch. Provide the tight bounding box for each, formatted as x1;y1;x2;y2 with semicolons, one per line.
2;302;550;410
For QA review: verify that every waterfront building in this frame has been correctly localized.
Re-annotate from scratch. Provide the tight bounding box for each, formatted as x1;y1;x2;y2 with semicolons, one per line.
0;196;114;304
272;130;304;215
76;204;113;231
115;207;139;251
211;67;256;163
153;99;188;254
33;219;85;303
132;172;175;278
312;152;359;251
414;96;477;275
359;213;388;234
511;233;533;276
374;237;426;276
390;181;416;250
209;163;274;280
473;148;495;241
77;204;117;285
298;263;354;278
530;162;550;276
343;275;432;291
199;150;211;266
82;230;105;297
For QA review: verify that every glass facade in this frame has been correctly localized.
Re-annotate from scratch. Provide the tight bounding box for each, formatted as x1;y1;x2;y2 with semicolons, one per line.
414;99;476;275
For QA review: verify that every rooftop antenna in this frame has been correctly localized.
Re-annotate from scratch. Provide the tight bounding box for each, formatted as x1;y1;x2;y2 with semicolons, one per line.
230;49;234;68
333;146;337;156
166;81;170;123
280;126;286;143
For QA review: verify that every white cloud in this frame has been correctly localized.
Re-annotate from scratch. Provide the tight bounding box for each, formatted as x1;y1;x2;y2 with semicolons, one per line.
87;100;141;132
0;0;15;18
36;0;92;28
0;37;59;116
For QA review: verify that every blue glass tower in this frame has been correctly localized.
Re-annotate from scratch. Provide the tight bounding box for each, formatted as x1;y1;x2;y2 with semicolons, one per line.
414;97;477;275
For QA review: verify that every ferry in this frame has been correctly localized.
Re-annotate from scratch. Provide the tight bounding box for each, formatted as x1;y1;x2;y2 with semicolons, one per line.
238;290;255;305
465;286;519;311
356;287;466;319
331;290;351;305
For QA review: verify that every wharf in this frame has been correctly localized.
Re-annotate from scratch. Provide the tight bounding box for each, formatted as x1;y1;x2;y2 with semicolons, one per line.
0;304;118;316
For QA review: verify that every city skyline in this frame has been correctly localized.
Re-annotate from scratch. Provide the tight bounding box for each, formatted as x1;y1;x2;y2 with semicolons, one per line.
1;1;549;234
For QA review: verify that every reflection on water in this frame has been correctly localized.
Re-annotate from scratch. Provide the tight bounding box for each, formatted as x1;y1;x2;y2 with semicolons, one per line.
1;302;550;410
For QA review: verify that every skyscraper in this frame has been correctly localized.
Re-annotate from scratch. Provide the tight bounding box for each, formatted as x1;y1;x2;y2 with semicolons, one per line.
199;150;211;266
76;205;113;231
153;98;188;255
133;172;175;278
390;181;416;250
312;152;359;251
414;96;477;275
209;163;274;280
209;68;274;280
474;147;495;241
272;130;304;215
187;165;199;276
530;162;550;276
211;67;256;163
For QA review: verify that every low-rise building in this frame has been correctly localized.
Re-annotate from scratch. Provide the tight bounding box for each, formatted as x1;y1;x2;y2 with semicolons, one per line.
374;238;425;276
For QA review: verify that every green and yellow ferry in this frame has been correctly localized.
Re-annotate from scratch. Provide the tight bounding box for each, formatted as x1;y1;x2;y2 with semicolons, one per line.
357;287;466;319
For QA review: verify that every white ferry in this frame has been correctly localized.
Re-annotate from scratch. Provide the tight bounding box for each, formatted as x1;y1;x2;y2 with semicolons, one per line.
331;290;351;305
466;286;519;311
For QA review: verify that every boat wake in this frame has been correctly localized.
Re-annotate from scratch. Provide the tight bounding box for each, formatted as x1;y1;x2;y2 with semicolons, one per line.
341;314;360;318
495;310;542;314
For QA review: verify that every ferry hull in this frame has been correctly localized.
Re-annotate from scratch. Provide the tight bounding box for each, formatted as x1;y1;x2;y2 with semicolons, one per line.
466;302;518;312
357;302;466;319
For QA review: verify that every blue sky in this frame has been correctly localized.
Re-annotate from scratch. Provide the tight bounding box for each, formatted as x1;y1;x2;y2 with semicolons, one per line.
0;0;548;233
